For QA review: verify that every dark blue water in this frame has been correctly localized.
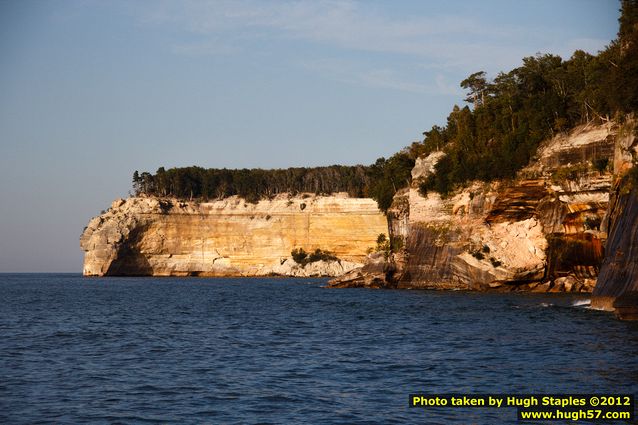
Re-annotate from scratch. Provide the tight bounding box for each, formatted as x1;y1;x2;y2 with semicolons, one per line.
1;274;637;424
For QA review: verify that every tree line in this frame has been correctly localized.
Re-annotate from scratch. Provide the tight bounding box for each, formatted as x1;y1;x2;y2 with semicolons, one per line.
419;0;638;195
132;165;373;203
132;147;422;212
132;1;637;211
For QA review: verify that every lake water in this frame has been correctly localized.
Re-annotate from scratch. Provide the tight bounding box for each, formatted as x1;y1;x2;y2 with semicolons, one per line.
1;274;637;424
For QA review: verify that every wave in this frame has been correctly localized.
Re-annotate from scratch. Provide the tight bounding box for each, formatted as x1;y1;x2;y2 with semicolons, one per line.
571;299;591;308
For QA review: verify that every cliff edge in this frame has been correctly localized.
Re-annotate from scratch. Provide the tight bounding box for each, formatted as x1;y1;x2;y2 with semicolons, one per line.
80;194;387;277
331;121;620;294
592;117;638;319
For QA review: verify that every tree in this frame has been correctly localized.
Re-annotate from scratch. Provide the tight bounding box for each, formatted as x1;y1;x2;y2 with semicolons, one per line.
132;171;141;195
460;71;489;108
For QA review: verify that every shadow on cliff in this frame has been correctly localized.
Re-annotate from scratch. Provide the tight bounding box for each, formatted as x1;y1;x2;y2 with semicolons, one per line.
546;233;604;281
398;225;464;289
594;177;638;312
105;224;154;276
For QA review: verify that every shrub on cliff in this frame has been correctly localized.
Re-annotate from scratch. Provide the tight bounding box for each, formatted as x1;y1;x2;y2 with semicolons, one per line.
291;248;338;265
291;248;308;264
551;163;591;183
366;152;416;212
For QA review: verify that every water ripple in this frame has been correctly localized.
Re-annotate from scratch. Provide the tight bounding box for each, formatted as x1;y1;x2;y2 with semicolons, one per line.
0;274;636;424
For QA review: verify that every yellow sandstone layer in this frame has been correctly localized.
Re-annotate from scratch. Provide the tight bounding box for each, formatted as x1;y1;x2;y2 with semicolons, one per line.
80;193;387;277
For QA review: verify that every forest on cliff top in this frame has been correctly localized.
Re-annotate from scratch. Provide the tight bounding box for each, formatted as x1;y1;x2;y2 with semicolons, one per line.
133;0;637;211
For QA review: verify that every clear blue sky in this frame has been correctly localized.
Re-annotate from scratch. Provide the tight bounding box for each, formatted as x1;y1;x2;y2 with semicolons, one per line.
0;0;620;272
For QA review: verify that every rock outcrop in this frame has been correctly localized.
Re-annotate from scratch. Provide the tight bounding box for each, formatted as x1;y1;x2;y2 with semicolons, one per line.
81;194;387;277
331;121;616;293
592;180;638;314
81;116;638;317
329;252;394;288
592;117;638;318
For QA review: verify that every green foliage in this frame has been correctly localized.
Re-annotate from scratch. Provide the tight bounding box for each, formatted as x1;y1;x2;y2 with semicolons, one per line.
551;163;591;183
606;0;638;113
460;71;489;107
374;233;390;256
419;155;453;196
471;246;497;265
291;248;338;265
308;249;338;263
471;251;485;260
133;165;372;201
291;248;308;264
366;152;416;212
416;3;638;195
372;232;404;257
490;257;502;267
130;3;637;212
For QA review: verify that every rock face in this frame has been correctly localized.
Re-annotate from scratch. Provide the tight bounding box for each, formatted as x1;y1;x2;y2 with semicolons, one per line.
331;122;616;292
592;117;638;317
329;252;394;288
592;181;638;312
80;194;387;277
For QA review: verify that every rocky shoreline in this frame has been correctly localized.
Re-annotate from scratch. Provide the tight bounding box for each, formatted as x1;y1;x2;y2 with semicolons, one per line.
330;119;638;321
81;120;638;318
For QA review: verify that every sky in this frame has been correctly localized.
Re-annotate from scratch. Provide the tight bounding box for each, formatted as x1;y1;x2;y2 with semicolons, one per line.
0;0;621;272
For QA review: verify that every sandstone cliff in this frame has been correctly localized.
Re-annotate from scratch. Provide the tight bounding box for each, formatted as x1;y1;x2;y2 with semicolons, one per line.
591;117;638;318
331;121;618;292
592;180;638;316
81;194;387;277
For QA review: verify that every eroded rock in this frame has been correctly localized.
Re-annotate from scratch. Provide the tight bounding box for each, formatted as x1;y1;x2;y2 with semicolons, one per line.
80;194;387;277
334;122;620;293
